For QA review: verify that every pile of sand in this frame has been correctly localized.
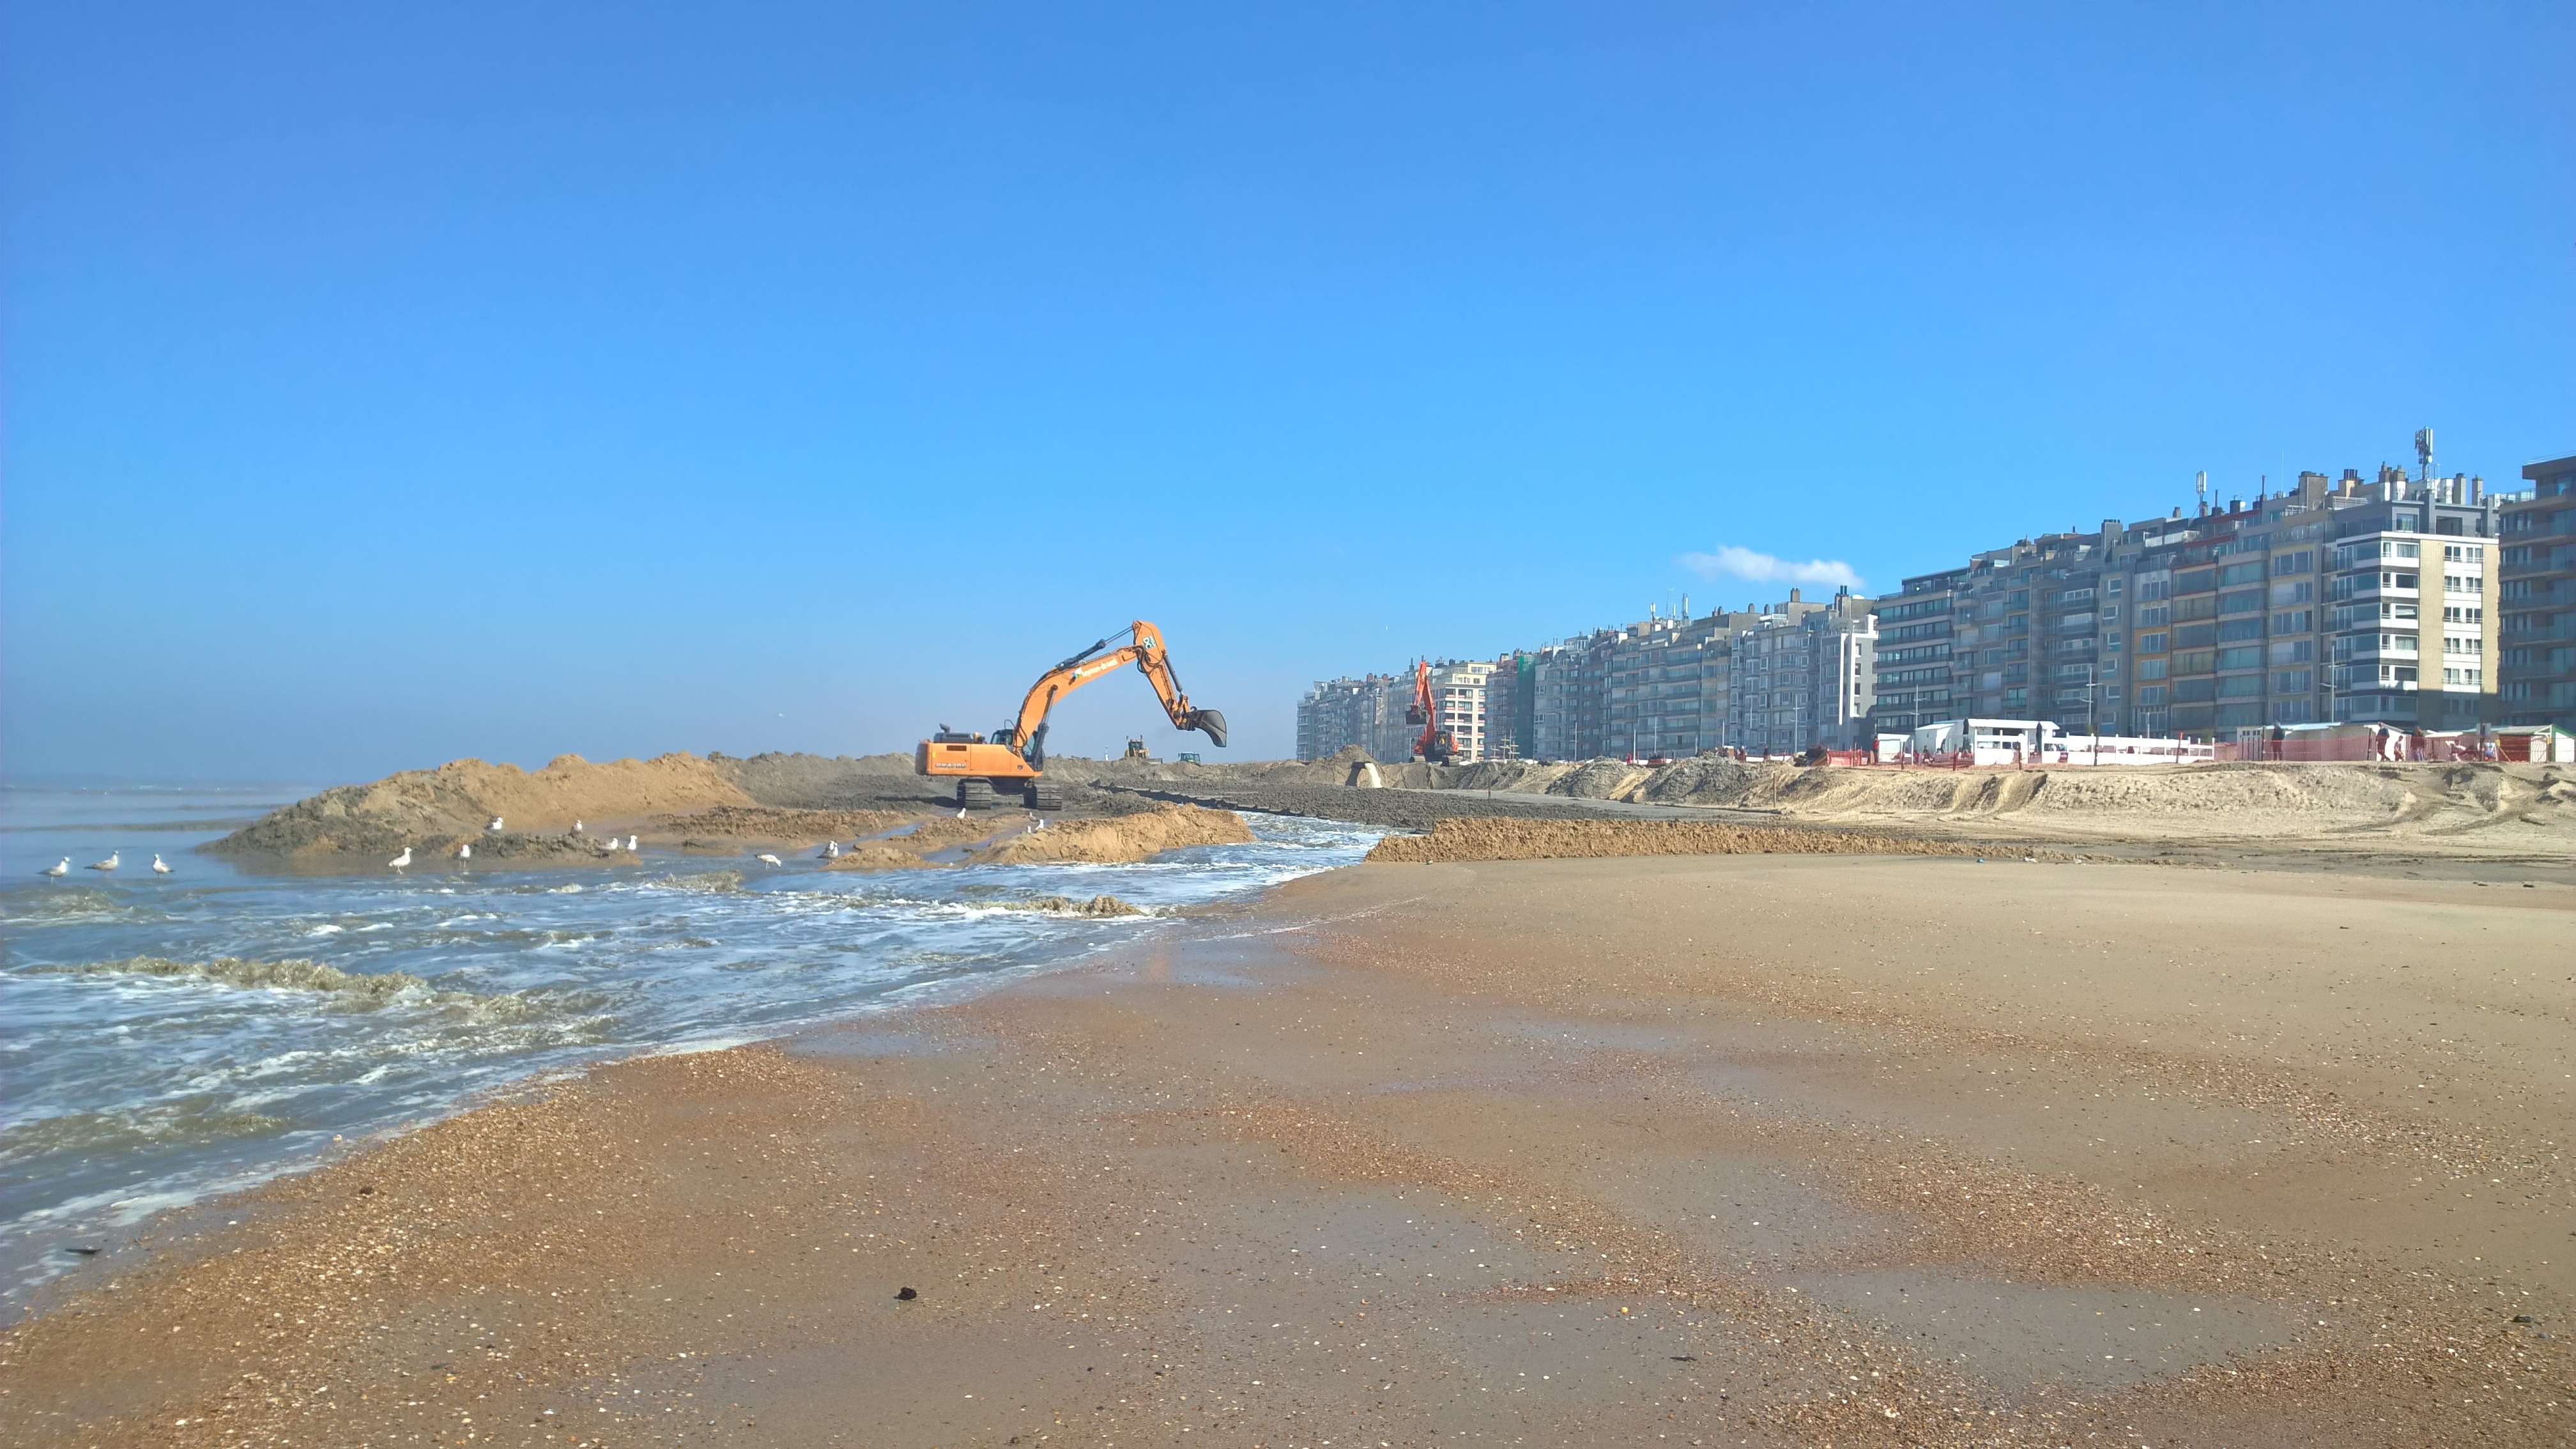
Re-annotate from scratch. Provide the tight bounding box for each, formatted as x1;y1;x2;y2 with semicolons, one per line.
1365;817;1982;864
212;754;757;861
709;751;919;807
970;804;1255;866
656;806;914;847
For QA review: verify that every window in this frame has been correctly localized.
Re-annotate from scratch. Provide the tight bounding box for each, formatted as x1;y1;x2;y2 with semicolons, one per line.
2218;588;2264;615
2275;669;2312;694
2217;618;2264;643
2136;685;2167;706
2102;604;2120;622
2138;604;2170;627
2269;640;2313;664
2271;579;2314;606
2135;578;2170;602
2136;657;2168;680
2442;666;2482;687
2106;578;2124;597
2177;569;2216;595
2385;540;2420;560
2138;631;2167;654
2444;573;2483;595
2177;649;2216;674
2442;605;2483;624
2273;550;2313;574
2273;610;2313;634
2218;562;2266;586
2216;647;2262;671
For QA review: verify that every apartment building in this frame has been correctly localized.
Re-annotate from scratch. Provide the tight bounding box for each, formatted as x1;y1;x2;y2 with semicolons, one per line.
1427;660;1496;762
2325;473;2501;730
1869;567;1966;735
1606;614;1719;760
1294;675;1388;761
2122;487;2338;738
2500;454;2576;730
1727;591;1875;754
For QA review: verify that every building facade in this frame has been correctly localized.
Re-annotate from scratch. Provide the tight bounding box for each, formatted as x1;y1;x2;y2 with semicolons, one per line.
2500;454;2576;730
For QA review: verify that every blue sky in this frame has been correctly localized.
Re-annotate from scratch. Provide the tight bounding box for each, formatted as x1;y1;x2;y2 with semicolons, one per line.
5;3;2568;781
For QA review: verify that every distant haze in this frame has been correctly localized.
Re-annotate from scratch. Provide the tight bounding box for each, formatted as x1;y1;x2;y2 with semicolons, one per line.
5;4;2568;783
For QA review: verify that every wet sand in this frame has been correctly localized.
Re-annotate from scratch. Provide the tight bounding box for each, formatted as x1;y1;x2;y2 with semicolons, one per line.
4;852;2570;1446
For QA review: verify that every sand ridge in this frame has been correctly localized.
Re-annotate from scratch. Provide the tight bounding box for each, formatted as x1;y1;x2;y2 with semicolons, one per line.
210;753;758;861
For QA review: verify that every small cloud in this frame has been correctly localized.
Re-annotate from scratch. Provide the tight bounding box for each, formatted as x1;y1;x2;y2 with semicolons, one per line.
1678;545;1864;592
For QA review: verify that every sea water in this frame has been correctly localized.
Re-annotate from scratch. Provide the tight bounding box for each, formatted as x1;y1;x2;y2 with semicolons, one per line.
0;783;1377;1316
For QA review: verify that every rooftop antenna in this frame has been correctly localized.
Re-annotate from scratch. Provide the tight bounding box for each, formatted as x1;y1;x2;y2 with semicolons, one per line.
2195;470;2208;516
2414;427;2434;482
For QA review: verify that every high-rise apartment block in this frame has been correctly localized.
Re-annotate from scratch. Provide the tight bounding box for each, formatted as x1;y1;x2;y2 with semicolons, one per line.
1870;464;2503;742
2500;455;2576;730
1307;436;2543;759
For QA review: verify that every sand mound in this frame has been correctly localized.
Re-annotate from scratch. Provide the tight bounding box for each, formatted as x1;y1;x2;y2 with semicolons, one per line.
970;805;1255;865
1365;818;1982;864
212;754;756;861
1547;758;1655;800
710;751;920;807
658;806;914;845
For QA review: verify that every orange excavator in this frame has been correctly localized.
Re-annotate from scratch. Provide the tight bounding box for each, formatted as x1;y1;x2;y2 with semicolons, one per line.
915;620;1227;810
1406;659;1455;764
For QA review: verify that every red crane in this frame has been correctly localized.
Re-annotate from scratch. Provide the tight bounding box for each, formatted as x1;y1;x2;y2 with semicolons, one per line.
1406;659;1456;764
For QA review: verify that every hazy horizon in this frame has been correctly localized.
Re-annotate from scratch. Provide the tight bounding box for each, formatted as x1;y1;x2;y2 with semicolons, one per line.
8;3;2569;781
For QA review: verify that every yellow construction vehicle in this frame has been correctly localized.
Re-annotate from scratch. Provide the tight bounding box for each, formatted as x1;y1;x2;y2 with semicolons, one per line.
915;620;1227;810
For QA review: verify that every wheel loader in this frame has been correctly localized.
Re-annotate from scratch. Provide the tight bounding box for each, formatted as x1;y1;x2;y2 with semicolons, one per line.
916;620;1228;810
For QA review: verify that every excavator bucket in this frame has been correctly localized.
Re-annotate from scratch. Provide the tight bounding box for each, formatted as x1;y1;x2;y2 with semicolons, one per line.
1192;709;1229;749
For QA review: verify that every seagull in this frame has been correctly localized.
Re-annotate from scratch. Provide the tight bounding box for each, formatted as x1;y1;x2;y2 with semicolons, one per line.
956;808;968;820
755;852;783;866
572;819;585;833
389;847;413;870
487;816;505;832
86;852;119;873
822;840;841;858
40;858;68;878
456;841;472;859
151;854;172;874
624;834;638;852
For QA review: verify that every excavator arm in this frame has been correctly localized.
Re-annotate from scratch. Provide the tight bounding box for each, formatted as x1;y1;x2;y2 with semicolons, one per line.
999;620;1227;769
1411;659;1455;763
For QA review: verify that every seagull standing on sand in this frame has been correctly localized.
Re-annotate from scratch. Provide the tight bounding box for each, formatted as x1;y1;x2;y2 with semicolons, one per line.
389;847;413;870
624;834;638;852
41;858;68;878
151;854;172;874
573;820;584;833
87;852;119;872
487;816;505;832
457;841;472;859
756;852;783;866
822;840;841;858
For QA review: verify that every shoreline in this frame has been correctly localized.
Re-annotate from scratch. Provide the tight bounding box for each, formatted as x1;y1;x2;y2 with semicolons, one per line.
4;848;2571;1446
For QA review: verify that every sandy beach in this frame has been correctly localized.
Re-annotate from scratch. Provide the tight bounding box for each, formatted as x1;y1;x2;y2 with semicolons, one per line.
5;832;2570;1448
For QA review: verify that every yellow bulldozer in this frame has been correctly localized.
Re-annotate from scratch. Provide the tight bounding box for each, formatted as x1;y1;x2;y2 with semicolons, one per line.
915;620;1227;810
